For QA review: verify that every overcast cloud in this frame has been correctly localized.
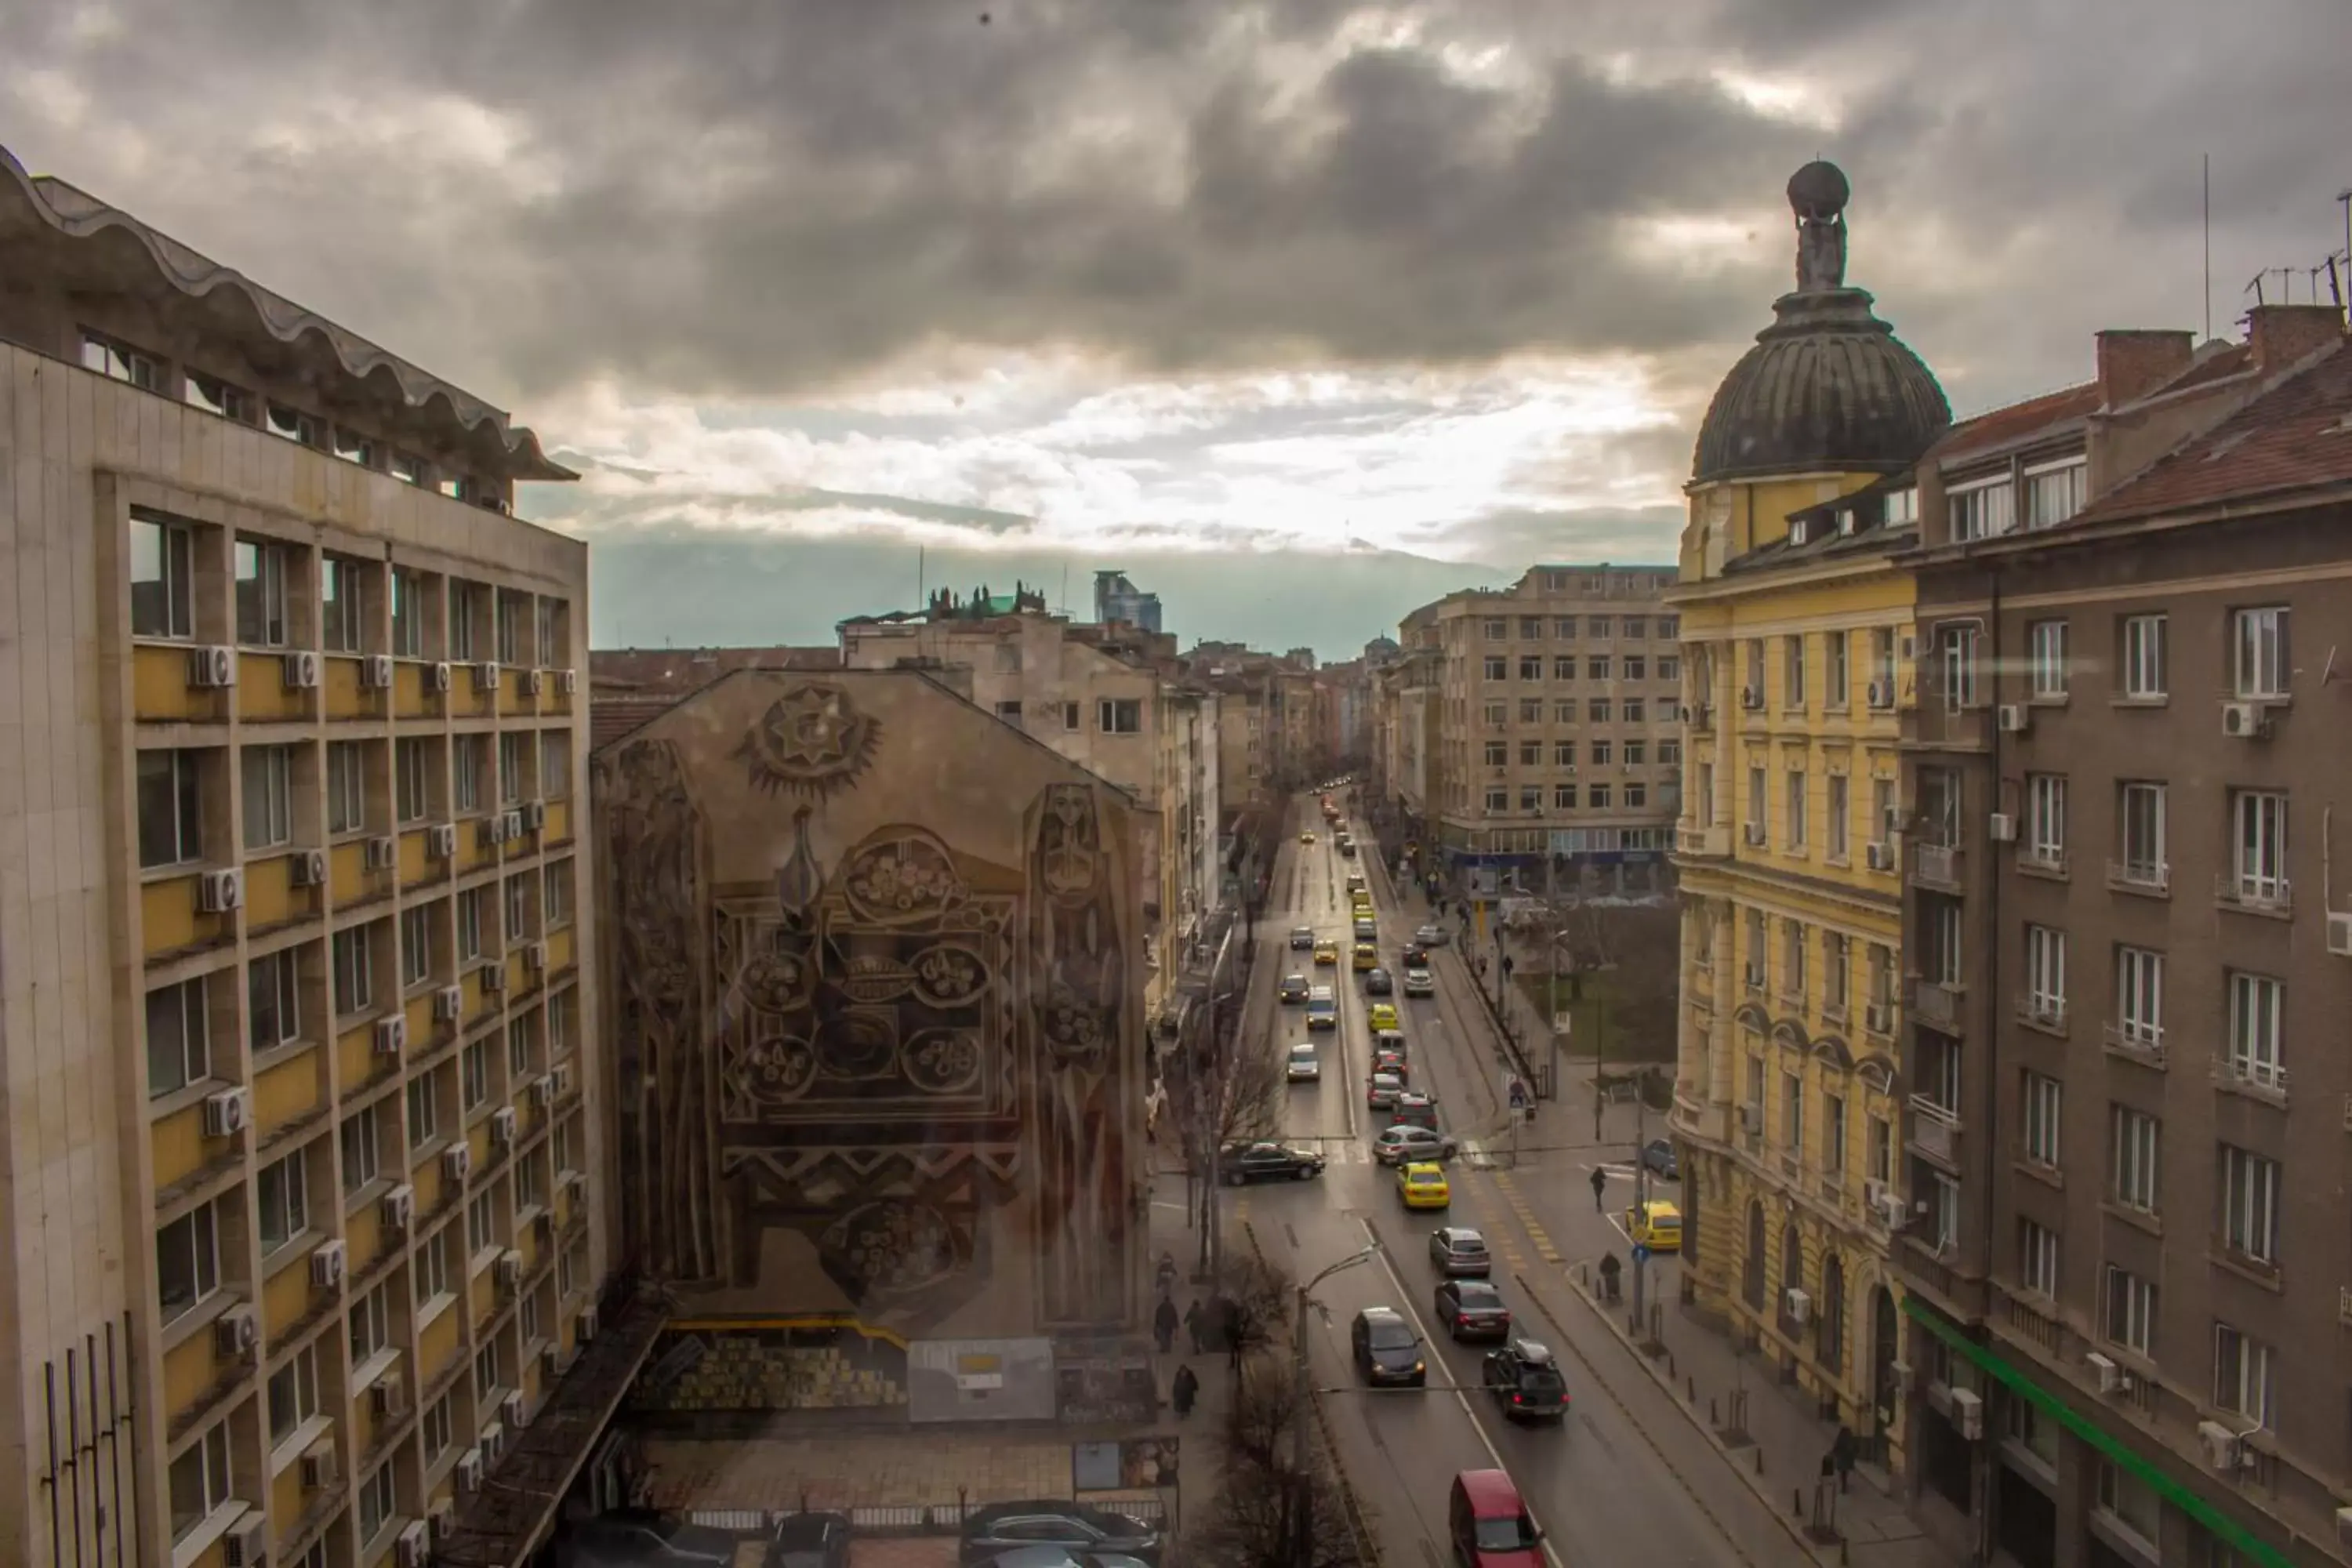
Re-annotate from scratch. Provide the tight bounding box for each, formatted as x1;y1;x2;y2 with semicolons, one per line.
8;0;2348;653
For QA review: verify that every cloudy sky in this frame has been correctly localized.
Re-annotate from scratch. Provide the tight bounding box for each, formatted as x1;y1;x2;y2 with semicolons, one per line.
9;0;2349;652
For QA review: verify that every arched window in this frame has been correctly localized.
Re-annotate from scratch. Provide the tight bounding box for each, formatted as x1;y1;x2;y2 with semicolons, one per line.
1819;1253;1846;1375
1780;1223;1804;1330
1744;1200;1766;1309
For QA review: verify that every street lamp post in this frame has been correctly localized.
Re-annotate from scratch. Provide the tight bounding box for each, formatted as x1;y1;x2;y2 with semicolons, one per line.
1292;1244;1380;1568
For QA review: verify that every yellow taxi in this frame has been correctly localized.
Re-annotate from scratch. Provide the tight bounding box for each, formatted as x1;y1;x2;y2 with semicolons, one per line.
1352;942;1379;971
1300;830;1317;845
1396;1162;1451;1210
1367;1002;1399;1033
1351;898;1374;924
1627;1200;1682;1252
1312;941;1339;967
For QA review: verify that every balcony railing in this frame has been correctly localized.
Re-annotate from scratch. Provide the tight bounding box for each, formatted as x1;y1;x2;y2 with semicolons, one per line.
2100;1022;2166;1069
2216;873;2292;915
2014;993;2067;1033
1911;978;1960;1029
2106;858;2170;895
1676;823;1731;858
2017;845;2067;877
1910;1097;1960;1162
2212;1052;2288;1103
1914;842;1961;890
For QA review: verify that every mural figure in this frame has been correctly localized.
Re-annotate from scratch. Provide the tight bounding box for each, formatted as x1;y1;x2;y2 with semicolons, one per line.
735;681;881;800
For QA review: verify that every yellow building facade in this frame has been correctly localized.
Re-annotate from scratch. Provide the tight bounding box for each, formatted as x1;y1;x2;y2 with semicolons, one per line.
1666;161;1950;1465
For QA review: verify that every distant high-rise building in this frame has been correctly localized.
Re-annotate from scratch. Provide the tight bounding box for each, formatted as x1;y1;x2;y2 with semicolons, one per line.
1093;569;1163;634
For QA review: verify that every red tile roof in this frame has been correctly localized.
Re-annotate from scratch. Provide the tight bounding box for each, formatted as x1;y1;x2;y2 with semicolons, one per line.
2071;341;2352;526
2155;342;2253;396
1932;381;2100;463
588;645;840;753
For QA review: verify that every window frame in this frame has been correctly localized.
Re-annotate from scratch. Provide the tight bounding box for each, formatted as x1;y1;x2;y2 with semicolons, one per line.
2232;606;2290;699
241;743;295;851
129;512;197;640
234;535;292;648
146;976;211;1098
137;749;204;869
2120;614;2167;699
156;1200;221;1325
256;1147;310;1252
2111;1105;2158;1212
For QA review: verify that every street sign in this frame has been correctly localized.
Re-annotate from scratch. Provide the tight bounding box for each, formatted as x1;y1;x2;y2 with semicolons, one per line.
1552;1012;1573;1036
1632;1244;1651;1265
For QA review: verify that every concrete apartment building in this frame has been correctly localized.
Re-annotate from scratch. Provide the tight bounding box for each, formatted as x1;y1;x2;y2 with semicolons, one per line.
0;147;622;1568
1891;305;2352;1568
1666;162;1954;1471
1411;564;1686;892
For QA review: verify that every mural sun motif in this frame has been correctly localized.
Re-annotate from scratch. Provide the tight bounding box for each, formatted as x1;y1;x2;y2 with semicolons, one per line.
735;681;882;801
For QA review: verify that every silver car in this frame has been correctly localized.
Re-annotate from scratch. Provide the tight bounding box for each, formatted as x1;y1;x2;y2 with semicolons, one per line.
1287;1043;1321;1082
1367;1071;1403;1109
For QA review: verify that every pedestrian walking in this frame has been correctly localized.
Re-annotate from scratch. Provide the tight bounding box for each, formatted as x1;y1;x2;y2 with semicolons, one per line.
1227;1307;1249;1374
1831;1425;1857;1494
1591;1165;1607;1211
1156;1250;1178;1298
1172;1363;1199;1418
1184;1298;1204;1354
1153;1296;1178;1353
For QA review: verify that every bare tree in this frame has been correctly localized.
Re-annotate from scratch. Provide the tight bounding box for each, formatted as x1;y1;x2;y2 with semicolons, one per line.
1193;1357;1365;1568
1175;1012;1289;1273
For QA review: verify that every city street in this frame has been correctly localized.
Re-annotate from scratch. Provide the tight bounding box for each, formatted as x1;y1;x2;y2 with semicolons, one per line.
1219;793;1816;1568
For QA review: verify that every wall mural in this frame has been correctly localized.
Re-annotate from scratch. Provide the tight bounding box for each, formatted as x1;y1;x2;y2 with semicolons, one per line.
605;677;1141;1341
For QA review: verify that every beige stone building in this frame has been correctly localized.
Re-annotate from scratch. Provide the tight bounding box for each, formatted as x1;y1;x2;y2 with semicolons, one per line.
1406;565;1686;891
0;146;624;1568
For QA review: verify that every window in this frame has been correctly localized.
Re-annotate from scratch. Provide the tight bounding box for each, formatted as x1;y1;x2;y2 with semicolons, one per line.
320;556;366;653
1588;615;1613;638
1781;920;1807;998
358;1459;397;1543
1518;655;1541;681
1782;637;1806;707
1823;1091;1846;1171
394;738;430;824
463;1039;492;1111
1623;741;1646;766
185;372;253;423
1588;784;1611;808
1554;617;1577;639
1483;701;1506;727
408;1073;440;1150
1552;655;1576;681
390;568;425;659
2027;619;2067;699
1657;655;1680;683
509;1016;537;1078
1586;656;1610;681
416;1228;452;1306
1483;656;1506;681
129;513;195;639
168;1421;233;1542
1519;741;1541;766
2024;926;2066;1025
1484;740;1506;768
2225;971;2284;1088
540;732;570;798
2230;790;2288;902
993;699;1022;721
2121;615;2166;699
1868;1115;1892;1182
474;1338;501;1398
348;1279;393;1365
247;951;300;1054
82;331;161;389
137;750;203;868
1098;699;1142;734
456;889;484;965
520;1286;542;1345
449;583;481;662
1781;1069;1803;1152
1785;771;1807;849
2103;1267;2155;1356
506;873;532;941
156;1202;220;1323
1548;740;1573;768
499;732;528;804
267;1344;319;1445
1483;618;1506;641
265;404;318;446
2212;1323;2274;1426
146;978;210;1097
2019;1218;2059;1297
495;592;524;667
234;537;292;646
2219;1145;2280;1263
2024;459;2085;529
2111;1107;2158;1211
455;735;485;813
1483;788;1507;812
422;1394;455;1464
401;906;433;989
2117;782;2166;886
1590;739;1613;766
340;1105;379;1194
2116;947;2164;1048
1747;767;1766;833
2024;774;2065;868
332;927;373;1016
1588;699;1611;723
536;601;561;668
1519;786;1541;812
1554;783;1577;809
1947;476;2014;540
1827;775;1849;859
1062;702;1080;729
467;1189;497;1256
2096;1461;2161;1544
2022;1073;2061;1167
242;745;295;849
1823;932;1849;1016
543;864;572;928
1553;700;1576;724
326;741;365;835
1938;623;1981;708
257;1149;309;1250
1622;698;1646;723
2232;607;2289;699
1622;655;1646;681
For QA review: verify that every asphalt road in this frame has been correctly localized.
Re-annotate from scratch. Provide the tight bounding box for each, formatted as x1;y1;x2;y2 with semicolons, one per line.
1220;793;1785;1568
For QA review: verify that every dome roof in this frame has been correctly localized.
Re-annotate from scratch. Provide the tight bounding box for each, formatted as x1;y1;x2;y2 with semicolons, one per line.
1692;163;1951;485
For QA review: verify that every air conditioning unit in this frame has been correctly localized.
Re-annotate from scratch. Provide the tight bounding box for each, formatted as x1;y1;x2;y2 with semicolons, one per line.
1948;1387;1984;1441
428;1501;457;1544
477;660;503;690
361;653;394;688
202;1087;251;1138
215;1304;260;1357
456;1448;485;1494
532;1207;555;1246
1996;703;2029;733
299;1435;338;1491
1737;1104;1762;1133
428;822;457;859
443;1143;473;1184
543;1341;575;1377
374;1015;407;1056
525;942;547;972
559;668;578;695
1867;678;1895;710
1784;1287;1812;1326
495;1249;524;1289
481;964;507;993
578;1305;599;1342
1864;841;1893;871
492;1107;517;1146
2329;911;2352;958
198;868;245;913
222;1512;269;1567
522;799;546;832
431;984;462;1022
395;1520;430;1568
365;835;397;870
1865;1001;1893;1036
481;816;508;849
480;1422;506;1465
428;661;453;693
292;848;328;887
380;1183;415;1232
1882;804;1905;837
532;1073;557;1109
1987;812;2017;843
310;1239;348;1288
187;645;235;688
1743;823;1767;846
501;1388;526;1429
2222;702;2271;739
2198;1420;2246;1472
371;1373;405;1418
522;667;545;695
1740;684;1764;710
503;809;526;841
2085;1351;2122;1394
551;1063;574;1101
283;650;322;689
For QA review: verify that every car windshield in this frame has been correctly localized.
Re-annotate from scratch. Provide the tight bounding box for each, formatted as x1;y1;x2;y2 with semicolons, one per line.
1475;1515;1539;1552
1410;1171;1441;1185
1451;1234;1486;1252
1457;1282;1501;1305
1368;1322;1415;1350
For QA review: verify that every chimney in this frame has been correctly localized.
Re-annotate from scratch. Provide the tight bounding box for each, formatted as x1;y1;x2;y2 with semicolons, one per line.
2094;329;2194;408
2247;304;2347;372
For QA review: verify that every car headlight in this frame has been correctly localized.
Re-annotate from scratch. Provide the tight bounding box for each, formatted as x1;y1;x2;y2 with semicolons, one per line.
1413;1361;1426;1374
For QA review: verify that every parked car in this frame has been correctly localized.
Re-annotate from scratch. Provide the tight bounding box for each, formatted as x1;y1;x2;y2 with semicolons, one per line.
1290;926;1316;950
1351;1307;1425;1386
1429;1226;1492;1276
1641;1138;1680;1180
958;1502;1162;1567
1364;967;1394;996
768;1513;853;1568
1436;1278;1513;1342
1221;1141;1327;1183
1374;1125;1458;1166
1403;966;1436;996
559;1511;738;1568
981;1551;1155;1568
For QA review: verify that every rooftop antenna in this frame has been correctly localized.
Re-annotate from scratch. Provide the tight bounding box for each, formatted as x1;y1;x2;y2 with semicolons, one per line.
917;545;926;609
1061;561;1070;618
2203;154;2212;340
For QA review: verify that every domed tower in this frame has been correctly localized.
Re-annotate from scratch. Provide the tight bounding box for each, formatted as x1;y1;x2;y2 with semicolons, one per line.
1683;162;1950;576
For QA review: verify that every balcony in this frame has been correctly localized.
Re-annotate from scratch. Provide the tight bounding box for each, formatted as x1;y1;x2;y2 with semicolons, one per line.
1910;701;1991;752
2212;1053;2288;1105
2016;845;2067;879
2106;859;2170;898
1690;704;1715;734
1910;1097;1960;1163
1676;823;1731;859
2215;873;2292;918
1864;999;1897;1040
1911;978;1960;1030
2013;993;2067;1035
2100;1022;2166;1070
1911;841;1962;891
